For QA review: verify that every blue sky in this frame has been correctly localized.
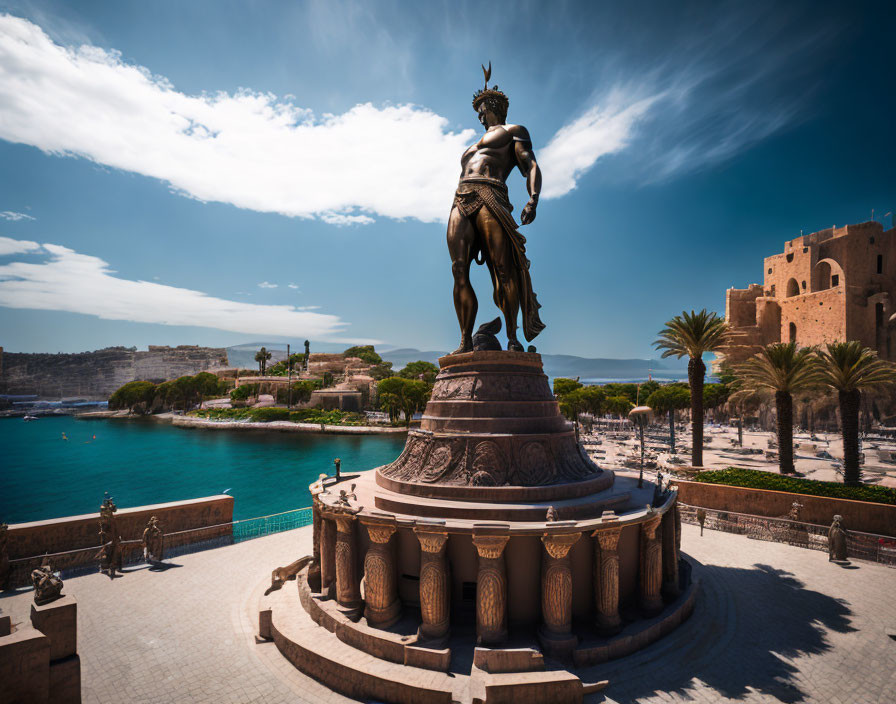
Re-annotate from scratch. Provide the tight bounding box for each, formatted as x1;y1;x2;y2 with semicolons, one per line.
0;0;893;357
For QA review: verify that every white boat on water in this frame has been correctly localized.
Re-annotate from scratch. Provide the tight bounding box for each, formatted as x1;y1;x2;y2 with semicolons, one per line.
23;415;39;421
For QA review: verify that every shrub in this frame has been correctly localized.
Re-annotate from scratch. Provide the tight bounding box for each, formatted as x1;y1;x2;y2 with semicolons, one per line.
692;467;896;505
249;407;291;422
230;384;259;402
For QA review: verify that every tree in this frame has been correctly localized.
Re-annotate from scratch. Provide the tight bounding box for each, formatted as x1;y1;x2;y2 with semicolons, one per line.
193;371;220;409
654;309;729;467
553;377;582;396
377;376;430;426
172;375;199;412
255;347;272;375
732;343;820;474
815;341;896;485
398;360;439;385
646;385;691;453
368;362;395;380
109;380;157;413
605;395;634;419
343;345;383;365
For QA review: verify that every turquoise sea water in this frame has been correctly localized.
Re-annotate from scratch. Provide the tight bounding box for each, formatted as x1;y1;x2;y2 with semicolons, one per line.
0;416;405;524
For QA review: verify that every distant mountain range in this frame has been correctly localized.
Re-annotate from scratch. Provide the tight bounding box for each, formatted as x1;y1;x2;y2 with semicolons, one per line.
226;343;688;383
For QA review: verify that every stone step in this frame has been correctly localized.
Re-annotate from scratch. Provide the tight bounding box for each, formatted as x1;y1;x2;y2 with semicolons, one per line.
267;586;465;704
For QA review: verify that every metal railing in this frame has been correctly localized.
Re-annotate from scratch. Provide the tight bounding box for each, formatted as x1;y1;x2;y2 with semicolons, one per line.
6;507;313;589
679;503;896;567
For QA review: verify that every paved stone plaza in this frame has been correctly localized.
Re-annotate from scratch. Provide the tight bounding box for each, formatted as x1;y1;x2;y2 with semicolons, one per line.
1;523;893;703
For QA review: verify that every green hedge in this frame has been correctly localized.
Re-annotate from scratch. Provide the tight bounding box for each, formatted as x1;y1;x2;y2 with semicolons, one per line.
249;407;291;422
188;407;368;426
692;468;896;506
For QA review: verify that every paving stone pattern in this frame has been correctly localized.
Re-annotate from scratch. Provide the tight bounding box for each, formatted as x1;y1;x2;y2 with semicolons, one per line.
1;523;893;703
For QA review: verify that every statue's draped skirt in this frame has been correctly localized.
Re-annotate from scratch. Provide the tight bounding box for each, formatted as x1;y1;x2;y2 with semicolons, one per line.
453;180;545;342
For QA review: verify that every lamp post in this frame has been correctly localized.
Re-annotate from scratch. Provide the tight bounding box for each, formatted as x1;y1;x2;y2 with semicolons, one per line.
629;405;652;489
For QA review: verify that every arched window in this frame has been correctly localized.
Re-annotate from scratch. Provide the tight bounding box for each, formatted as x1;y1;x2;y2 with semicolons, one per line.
789;322;797;343
786;278;799;297
815;262;831;290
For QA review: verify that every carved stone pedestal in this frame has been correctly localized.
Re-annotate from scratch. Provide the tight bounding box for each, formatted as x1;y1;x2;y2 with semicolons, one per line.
473;533;509;646
415;529;450;644
363;522;401;628
538;532;580;659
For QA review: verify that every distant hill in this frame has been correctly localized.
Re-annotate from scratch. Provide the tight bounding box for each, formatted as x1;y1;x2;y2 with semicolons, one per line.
226;343;688;383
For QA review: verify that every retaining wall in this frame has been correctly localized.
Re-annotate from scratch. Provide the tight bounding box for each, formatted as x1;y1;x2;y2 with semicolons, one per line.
673;479;895;537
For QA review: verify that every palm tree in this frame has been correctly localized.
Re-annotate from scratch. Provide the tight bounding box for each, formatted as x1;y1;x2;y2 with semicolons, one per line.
255;346;272;375
646;385;691;453
732;343;820;474
654;310;728;467
815;341;896;485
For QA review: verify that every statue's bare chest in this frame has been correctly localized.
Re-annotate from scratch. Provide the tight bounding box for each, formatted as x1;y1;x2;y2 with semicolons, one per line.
462;127;514;166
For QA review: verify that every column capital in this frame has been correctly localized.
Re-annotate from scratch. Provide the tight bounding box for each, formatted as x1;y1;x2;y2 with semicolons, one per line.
364;522;396;544
333;512;356;533
592;526;622;551
541;532;580;559
415;529;449;553
472;534;509;559
642;512;662;540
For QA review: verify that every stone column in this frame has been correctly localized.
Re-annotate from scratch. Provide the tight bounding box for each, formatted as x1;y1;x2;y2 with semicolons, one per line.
640;512;664;616
334;513;362;619
472;533;510;645
415;529;450;644
539;532;581;657
592;526;623;634
661;503;681;598
308;495;322;592
320;515;336;597
363;522;400;628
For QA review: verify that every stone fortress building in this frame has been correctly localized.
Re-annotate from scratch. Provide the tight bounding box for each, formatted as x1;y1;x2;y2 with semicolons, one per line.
717;220;896;368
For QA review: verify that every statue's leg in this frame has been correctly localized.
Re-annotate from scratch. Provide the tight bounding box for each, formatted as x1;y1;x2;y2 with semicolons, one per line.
447;207;477;353
477;209;521;350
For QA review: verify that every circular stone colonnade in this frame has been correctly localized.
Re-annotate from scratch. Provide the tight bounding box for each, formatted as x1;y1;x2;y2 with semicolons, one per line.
262;352;696;704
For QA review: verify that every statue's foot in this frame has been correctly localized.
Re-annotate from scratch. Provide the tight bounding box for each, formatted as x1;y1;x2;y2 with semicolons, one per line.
451;338;473;354
507;338;524;352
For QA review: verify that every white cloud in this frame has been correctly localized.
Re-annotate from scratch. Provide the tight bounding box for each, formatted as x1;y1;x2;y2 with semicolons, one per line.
287;283;299;289
0;235;41;255
0;210;35;221
0;237;373;341
539;89;661;198
257;281;277;289
0;15;476;224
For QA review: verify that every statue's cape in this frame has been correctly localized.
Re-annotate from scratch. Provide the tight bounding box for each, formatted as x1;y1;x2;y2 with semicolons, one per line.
454;180;545;342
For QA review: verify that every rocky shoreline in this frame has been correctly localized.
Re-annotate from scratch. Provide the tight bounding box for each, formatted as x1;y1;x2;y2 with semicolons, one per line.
69;410;408;435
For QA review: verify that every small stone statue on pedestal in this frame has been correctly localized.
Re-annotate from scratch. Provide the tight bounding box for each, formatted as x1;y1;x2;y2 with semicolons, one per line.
334;457;342;480
31;557;63;605
828;515;848;562
98;493;122;577
142;516;164;563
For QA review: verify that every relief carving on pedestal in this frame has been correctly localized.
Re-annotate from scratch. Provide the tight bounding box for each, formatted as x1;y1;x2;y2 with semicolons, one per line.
431;375;475;400
471;440;508;486
514;440;553;485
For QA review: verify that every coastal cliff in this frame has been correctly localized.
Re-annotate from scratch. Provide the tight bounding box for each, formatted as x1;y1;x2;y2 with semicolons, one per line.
0;345;229;399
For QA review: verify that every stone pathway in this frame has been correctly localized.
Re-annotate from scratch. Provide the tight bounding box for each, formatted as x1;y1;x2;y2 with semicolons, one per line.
1;524;893;703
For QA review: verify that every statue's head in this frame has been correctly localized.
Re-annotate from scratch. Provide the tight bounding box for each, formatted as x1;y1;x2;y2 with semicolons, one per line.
473;61;508;127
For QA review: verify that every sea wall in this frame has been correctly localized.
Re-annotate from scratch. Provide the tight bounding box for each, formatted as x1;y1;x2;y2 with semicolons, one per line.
0;345;229;399
674;479;896;537
6;495;234;565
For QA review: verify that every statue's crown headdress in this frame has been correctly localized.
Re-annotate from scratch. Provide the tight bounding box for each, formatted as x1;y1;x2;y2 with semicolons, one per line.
472;62;508;112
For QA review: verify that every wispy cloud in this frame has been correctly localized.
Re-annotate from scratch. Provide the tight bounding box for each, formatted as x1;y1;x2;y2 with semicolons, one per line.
287;283;299;290
0;237;373;341
0;210;35;221
0;15;474;224
257;281;278;289
0;236;40;255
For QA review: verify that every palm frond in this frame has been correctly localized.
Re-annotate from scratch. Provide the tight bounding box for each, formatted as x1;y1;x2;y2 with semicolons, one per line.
654;309;729;359
732;343;821;395
815;341;896;392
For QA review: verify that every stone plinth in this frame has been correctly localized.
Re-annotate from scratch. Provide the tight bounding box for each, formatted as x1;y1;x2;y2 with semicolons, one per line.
31;595;77;661
0;627;50;704
379;352;604;491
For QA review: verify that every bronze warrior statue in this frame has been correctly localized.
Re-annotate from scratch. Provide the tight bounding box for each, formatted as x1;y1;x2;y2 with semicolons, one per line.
447;63;545;353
